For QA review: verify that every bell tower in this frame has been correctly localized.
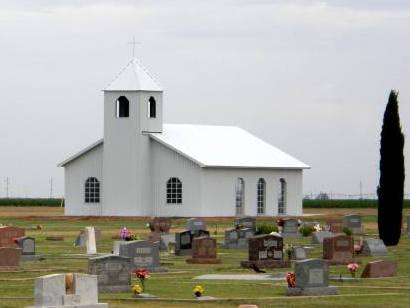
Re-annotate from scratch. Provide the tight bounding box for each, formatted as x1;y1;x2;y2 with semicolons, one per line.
102;57;163;215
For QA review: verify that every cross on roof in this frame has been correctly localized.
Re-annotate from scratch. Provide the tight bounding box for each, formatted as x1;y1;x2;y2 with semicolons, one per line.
128;36;141;58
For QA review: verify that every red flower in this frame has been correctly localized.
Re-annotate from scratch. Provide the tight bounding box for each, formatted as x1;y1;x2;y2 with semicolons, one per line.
133;268;150;279
286;272;296;288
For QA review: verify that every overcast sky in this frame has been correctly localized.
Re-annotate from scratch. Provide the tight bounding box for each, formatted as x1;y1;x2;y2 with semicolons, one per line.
0;0;409;198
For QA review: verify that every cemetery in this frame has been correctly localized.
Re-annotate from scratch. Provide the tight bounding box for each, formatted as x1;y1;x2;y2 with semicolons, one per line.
0;208;409;307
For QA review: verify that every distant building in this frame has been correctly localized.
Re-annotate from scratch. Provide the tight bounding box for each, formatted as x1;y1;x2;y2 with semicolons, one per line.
59;57;309;217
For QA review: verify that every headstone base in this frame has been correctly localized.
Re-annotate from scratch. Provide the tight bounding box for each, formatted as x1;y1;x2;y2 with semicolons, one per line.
21;255;36;261
27;304;108;308
133;293;158;298
186;258;221;264
240;260;290;269
196;296;217;300
280;233;301;238
98;285;131;293
286;286;337;296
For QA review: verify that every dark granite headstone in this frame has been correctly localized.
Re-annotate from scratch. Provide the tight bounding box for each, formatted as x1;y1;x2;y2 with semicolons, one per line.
175;231;193;256
88;255;131;292
241;234;289;268
114;240;165;272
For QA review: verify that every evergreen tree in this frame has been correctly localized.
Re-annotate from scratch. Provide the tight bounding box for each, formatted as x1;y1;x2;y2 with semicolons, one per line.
377;90;405;246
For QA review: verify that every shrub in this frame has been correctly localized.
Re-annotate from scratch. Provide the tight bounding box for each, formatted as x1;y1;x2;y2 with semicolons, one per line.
343;227;352;236
299;225;314;237
256;223;278;235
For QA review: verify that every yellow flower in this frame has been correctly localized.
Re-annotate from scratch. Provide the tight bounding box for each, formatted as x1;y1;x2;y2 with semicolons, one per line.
193;285;204;295
132;284;143;294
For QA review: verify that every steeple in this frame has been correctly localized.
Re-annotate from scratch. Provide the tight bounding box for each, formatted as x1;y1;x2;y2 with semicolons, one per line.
104;58;162;92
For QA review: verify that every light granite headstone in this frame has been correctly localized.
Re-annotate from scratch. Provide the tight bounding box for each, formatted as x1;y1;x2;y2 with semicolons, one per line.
85;227;97;255
224;228;254;249
311;231;334;244
361;238;388;256
186;218;207;234
27;273;108;307
281;219;300;238
115;240;165;272
15;236;35;261
287;258;337;296
234;217;256;231
343;214;362;234
291;246;307;260
88;255;131;292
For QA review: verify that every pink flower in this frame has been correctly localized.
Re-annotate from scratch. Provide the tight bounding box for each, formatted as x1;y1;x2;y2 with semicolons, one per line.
347;262;359;272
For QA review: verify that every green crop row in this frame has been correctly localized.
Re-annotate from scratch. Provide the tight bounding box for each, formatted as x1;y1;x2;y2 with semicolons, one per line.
303;199;410;208
0;198;64;207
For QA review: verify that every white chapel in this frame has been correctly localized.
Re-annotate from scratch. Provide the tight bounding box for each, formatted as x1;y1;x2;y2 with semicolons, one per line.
59;57;309;217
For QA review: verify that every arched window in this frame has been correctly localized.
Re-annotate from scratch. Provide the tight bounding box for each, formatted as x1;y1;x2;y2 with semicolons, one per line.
85;177;100;203
116;96;129;118
166;177;182;204
257;178;266;215
148;96;156;118
235;178;245;215
278;178;286;215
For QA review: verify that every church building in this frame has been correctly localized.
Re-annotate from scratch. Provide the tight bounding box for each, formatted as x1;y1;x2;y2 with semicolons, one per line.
59;57;309;217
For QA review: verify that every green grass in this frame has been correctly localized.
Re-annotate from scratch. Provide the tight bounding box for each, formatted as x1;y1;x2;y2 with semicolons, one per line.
1;210;410;307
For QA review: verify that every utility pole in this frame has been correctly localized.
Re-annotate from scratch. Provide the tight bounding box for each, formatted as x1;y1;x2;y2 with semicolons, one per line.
49;177;53;198
359;180;363;200
5;177;9;198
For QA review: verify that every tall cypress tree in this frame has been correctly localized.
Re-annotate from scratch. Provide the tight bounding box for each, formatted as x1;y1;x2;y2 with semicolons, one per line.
377;90;405;246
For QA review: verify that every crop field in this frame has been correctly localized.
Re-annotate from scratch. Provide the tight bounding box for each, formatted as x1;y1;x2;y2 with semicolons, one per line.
1;207;410;307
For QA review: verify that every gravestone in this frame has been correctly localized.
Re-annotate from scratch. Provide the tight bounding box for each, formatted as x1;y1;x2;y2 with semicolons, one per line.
85;227;97;255
234;217;256;231
224;228;254;249
0;247;21;267
26;273;107;307
343;214;362;234
291;246;307;260
240;234;289;268
323;235;354;265
186;237;221;264
15;236;35;261
361;260;397;278
286;259;337;296
0;226;25;247
175;231;193;256
327;221;343;233
114;240;165;272
88;255;131;292
281;219;300;238
148;217;171;233
186;218;207;235
361;239;388;257
311;231;334;244
407;216;410;235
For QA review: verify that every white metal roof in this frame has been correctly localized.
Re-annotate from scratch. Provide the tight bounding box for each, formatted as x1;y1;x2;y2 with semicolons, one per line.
149;124;309;169
104;58;162;92
58;139;103;167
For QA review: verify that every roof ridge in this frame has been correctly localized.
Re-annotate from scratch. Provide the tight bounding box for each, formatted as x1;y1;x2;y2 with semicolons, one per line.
132;58;162;89
104;59;134;90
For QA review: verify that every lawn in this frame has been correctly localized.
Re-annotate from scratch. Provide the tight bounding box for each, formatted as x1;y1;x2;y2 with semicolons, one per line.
1;207;410;307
